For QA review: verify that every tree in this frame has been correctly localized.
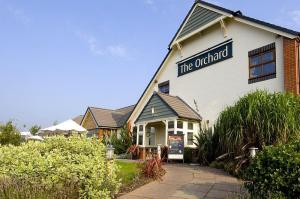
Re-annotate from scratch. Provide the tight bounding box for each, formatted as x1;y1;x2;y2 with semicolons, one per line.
29;125;41;135
0;121;22;146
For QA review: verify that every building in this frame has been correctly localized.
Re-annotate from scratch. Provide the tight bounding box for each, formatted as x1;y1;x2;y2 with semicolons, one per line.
72;115;84;125
126;1;300;159
80;105;135;139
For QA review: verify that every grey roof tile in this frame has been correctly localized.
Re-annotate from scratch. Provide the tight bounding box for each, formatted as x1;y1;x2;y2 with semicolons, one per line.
156;92;202;121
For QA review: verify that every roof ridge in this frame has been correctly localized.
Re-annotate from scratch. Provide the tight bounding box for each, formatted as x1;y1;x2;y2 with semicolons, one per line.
198;0;299;35
89;106;114;111
175;96;202;120
115;104;136;110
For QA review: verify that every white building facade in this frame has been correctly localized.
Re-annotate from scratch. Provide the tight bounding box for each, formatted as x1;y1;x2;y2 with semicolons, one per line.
127;1;300;159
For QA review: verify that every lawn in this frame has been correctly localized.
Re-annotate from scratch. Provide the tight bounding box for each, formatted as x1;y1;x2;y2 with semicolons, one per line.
116;160;140;186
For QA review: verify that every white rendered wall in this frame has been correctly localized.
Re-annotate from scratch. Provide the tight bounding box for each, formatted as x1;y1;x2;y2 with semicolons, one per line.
129;19;285;126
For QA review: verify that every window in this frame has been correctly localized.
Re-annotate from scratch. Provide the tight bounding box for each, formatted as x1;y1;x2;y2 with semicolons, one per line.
187;132;194;145
177;121;183;129
149;127;156;146
132;127;137;144
139;125;143;132
248;43;276;84
168;121;174;129
158;81;170;94
138;134;143;145
188;122;193;130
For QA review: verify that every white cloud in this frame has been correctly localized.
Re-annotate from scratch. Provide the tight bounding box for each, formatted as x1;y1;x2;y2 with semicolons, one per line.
107;45;127;57
145;0;154;5
75;31;128;58
7;5;31;25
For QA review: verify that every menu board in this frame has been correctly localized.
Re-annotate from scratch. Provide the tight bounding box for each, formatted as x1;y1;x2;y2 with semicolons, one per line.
168;135;184;160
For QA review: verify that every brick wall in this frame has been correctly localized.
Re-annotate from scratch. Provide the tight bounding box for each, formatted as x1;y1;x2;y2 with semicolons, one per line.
283;37;300;94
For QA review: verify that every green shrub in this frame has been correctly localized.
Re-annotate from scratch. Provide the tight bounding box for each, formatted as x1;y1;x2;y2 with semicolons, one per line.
184;147;198;163
215;90;300;155
194;126;217;165
212;90;300;173
111;126;133;155
242;140;300;199
0;121;22;146
0;136;120;199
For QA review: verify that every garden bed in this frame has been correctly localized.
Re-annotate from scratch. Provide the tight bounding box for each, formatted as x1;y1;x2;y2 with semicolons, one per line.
116;160;152;196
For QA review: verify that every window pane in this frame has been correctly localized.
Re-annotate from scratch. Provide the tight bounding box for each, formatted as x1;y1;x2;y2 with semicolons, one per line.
168;121;174;129
188;123;193;130
187;132;193;145
177;131;183;135
262;51;273;63
138;135;143;145
158;82;170;94
250;66;262;78
177;121;183;129
139;125;143;132
250;55;260;66
263;62;276;75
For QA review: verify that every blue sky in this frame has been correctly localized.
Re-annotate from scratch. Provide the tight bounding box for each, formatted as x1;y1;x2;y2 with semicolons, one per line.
0;0;300;129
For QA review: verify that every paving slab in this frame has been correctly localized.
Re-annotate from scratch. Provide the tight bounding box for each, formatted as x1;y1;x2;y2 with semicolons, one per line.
118;164;246;199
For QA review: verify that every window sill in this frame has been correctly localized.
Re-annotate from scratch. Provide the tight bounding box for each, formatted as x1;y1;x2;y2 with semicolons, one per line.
248;73;276;84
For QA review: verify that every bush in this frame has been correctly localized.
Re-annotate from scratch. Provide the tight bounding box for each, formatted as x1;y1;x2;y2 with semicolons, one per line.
215;90;300;155
0;136;120;199
194;126;217;165
141;156;165;179
0;121;22;146
111;126;133;155
212;90;300;173
183;147;198;163
242;141;300;199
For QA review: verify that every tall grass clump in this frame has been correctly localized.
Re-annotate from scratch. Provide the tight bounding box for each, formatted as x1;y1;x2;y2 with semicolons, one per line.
213;90;300;172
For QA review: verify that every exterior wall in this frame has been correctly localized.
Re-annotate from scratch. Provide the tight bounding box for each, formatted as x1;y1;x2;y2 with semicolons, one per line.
129;19;285;126
81;111;97;130
136;94;176;123
283;38;300;94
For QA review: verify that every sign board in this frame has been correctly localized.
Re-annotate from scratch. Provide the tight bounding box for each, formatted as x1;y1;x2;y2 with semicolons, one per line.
168;135;184;160
177;40;233;77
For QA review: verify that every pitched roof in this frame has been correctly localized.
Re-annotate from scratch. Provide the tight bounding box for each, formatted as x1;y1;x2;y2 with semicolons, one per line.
89;105;135;128
156;92;202;121
72;115;83;125
170;0;300;47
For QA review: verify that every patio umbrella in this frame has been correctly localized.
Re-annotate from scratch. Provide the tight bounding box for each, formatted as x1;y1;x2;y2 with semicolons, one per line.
39;119;87;136
27;135;44;141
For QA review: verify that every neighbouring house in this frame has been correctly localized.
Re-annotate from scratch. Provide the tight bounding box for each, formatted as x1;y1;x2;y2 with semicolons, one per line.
126;0;300;159
72;115;84;125
80;105;135;139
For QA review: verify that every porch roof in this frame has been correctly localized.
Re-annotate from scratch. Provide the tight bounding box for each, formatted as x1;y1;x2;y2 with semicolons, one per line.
157;92;202;121
135;92;202;123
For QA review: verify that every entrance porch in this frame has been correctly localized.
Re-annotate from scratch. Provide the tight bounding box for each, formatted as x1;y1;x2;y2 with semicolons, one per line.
135;118;198;160
133;92;202;160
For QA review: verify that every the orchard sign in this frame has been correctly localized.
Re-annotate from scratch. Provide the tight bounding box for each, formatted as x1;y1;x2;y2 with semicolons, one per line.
177;40;233;76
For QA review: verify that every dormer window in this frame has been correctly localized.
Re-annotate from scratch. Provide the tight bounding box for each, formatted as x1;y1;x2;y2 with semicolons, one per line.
158;81;170;94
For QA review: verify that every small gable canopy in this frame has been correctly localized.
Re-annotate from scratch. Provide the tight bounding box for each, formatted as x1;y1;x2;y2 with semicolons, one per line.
135;92;202;123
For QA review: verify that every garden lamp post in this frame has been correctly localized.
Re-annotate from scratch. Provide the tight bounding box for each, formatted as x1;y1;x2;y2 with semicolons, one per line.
107;145;115;160
249;147;259;157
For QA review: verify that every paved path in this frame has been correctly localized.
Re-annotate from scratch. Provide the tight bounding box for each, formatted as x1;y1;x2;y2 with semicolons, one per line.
119;164;246;199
